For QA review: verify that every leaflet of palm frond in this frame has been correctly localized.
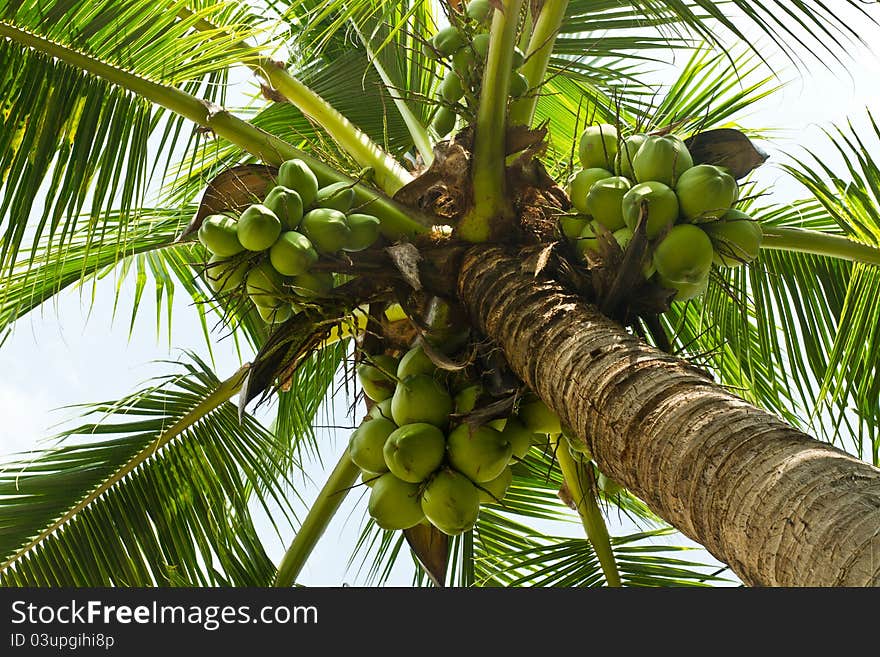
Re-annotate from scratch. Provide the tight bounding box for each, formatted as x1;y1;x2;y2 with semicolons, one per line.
403;523;449;587
176;164;278;242
684;128;769;180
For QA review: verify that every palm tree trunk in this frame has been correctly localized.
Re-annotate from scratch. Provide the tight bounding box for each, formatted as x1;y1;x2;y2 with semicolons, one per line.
457;246;880;586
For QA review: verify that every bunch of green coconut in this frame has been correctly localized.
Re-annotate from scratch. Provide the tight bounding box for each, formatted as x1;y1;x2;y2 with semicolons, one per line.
199;158;382;323
349;343;563;536
425;0;529;137
564;124;764;301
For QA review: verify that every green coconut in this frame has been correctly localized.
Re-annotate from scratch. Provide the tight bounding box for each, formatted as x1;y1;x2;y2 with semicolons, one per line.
447;424;512;483
341;213;381;252
486;418;506;431
291;271;334;299
621;181;680;239
361;471;380;488
509;72;529;98
499;417;533;460
518;396;561;435
368;473;425;530
452;45;476;77
263;186;304;230
300;208;351;255
478;466;513;505
420;469;481;535
268;231;318;277
576;220;601;259
471;33;491;59
465;0;493;22
315;182;355;213
578;124;618;170
349;416;396;474
432;106;457;137
615;133;648;180
383;423;447;483
560;215;590;241
632;135;693;186
238;204;282;251
586;176;631;230
205;255;248;295
439;71;465;102
245;262;285;308
369;398;394;421
391;374;454;428
657;274;709;302
357;355;399;403
198;214;244;257
653;224;714;284
397;345;436;379
703;209;763;267
277;159;319;209
568;167;612;215
613;227;633;250
422;298;471;355
676;164;738;222
454;384;483;414
511;46;525;70
255;303;292;324
432;26;466;56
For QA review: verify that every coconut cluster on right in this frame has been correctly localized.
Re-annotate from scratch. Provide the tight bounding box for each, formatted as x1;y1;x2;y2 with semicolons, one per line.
564;124;763;301
350;344;562;536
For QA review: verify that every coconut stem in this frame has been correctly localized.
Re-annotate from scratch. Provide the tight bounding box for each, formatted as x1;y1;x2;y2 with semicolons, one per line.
458;0;525;243
275;450;361;587
180;8;413;197
0;22;432;240
553;434;622;587
760;225;880;266
508;0;570;126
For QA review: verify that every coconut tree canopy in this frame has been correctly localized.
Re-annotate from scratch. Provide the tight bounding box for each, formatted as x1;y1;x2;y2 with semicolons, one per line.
0;0;879;587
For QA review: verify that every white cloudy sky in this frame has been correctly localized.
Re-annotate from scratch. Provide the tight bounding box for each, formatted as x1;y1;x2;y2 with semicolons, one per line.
1;5;879;586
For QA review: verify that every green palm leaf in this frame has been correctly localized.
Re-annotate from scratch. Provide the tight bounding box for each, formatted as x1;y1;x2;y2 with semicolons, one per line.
0;354;293;586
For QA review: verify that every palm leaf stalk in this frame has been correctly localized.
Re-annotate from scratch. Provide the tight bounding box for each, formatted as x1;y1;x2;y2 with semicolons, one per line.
552;434;622;587
275;449;361;586
458;0;525;243
760;225;880;265
508;0;570;127
0;22;429;240
180;8;414;196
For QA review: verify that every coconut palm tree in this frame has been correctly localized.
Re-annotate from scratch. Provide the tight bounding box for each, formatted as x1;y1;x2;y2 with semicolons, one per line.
1;0;879;588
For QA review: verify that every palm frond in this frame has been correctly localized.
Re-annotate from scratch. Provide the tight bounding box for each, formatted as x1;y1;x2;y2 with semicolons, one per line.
0;354;292;586
0;0;266;276
564;0;873;67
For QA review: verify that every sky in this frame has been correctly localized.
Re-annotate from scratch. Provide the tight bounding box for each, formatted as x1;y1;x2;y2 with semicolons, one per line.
1;5;879;587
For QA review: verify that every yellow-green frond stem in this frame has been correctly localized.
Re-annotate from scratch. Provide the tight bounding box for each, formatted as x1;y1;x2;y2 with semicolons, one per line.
760;225;880;266
181;9;413;197
458;0;525;243
0;22;431;240
553;434;622;587
509;0;570;126
275;450;361;587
